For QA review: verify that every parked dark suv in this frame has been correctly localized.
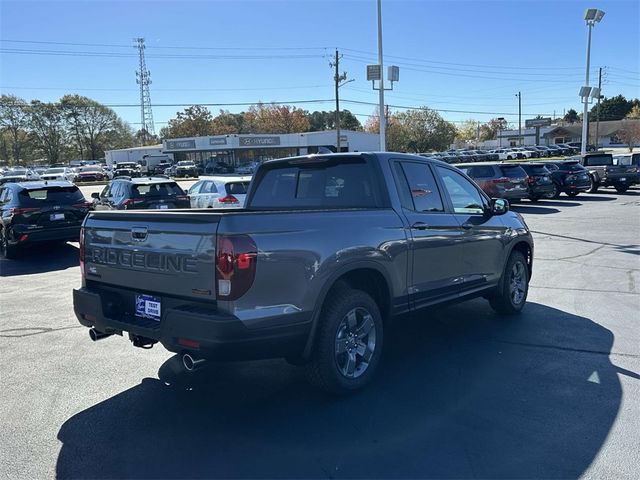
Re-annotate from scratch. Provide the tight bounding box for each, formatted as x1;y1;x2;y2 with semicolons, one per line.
518;163;555;201
545;161;591;197
0;181;92;258
92;177;190;210
456;162;528;202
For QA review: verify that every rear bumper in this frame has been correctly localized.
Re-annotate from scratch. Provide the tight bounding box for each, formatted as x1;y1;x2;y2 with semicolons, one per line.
528;184;554;197
8;224;80;245
600;174;639;186
73;287;311;360
562;179;590;192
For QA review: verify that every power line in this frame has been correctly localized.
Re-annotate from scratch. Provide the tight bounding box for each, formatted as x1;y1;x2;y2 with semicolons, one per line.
0;84;328;92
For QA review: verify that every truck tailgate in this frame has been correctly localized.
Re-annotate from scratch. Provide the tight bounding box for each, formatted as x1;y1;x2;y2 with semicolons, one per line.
83;211;219;301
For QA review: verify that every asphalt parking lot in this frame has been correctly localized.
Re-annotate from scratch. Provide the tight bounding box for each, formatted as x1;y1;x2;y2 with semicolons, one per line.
1;186;639;479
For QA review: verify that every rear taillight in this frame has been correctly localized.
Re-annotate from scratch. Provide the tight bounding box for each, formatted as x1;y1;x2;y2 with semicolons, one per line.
9;207;39;215
218;194;239;204
216;234;257;300
176;195;190;202
72;202;93;209
79;227;85;277
527;176;535;184
122;198;144;208
492;177;510;184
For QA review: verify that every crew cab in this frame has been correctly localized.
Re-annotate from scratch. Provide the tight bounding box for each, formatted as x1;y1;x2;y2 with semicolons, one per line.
74;153;534;394
581;153;638;193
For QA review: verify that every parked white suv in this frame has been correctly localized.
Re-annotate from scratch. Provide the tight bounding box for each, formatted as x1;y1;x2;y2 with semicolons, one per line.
40;167;76;182
187;176;252;208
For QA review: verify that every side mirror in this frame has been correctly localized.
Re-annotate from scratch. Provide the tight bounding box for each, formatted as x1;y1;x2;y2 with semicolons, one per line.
91;192;100;199
491;198;509;215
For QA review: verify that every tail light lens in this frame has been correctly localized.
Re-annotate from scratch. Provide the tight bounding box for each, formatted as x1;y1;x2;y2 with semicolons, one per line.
72;202;94;209
122;198;144;208
527;176;535;184
79;227;85;277
9;207;39;215
492;177;510;184
218;194;239;204
216;234;257;300
176;195;190;202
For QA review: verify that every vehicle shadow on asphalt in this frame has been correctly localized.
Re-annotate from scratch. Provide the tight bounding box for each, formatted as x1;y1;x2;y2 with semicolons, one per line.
0;242;79;277
573;194;617;202
55;300;625;479
511;205;560;215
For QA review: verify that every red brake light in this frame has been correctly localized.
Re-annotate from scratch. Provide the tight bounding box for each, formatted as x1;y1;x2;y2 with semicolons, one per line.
527;176;535;184
492;177;510;184
176;195;189;201
216;234;257;300
79;227;85;277
9;207;39;215
122;198;143;208
72;202;93;209
218;194;239;204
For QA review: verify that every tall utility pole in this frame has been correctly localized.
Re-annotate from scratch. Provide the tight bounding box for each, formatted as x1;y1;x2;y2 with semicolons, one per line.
134;37;155;144
330;50;348;153
595;66;602;148
377;0;386;151
516;91;522;145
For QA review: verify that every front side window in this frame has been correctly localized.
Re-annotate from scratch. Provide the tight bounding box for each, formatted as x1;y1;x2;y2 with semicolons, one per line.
436;166;486;215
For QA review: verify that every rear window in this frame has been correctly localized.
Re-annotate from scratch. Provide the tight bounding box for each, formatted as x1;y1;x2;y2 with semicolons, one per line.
584;154;613;166
467;165;495;178
558;163;586;172
131;182;184;197
522;165;549;175
499;165;527;178
225;182;249;195
18;186;84;206
249;158;379;209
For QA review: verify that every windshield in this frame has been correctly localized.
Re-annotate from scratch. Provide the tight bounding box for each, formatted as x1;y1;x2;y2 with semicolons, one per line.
177;162;195;166
80;167;101;172
10;169;28;175
499;165;527;177
116;163;137;168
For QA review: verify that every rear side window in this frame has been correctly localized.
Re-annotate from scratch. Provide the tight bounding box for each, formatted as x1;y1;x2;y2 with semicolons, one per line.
249;158;379;209
18;186;84;206
132;182;184;197
395;162;444;212
225;181;250;195
499;165;527;178
558;163;586;172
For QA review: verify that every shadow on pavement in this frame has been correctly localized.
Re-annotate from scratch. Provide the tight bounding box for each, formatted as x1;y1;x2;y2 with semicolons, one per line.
0;242;79;277
572;194;617;202
511;204;560;215
533;199;581;207
56;300;625;479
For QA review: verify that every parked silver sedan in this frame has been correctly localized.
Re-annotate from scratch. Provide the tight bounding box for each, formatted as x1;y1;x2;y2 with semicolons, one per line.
187;175;252;208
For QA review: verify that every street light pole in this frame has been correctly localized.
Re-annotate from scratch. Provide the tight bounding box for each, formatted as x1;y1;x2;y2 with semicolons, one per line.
377;0;386;151
516;91;522;146
581;22;593;156
581;8;604;156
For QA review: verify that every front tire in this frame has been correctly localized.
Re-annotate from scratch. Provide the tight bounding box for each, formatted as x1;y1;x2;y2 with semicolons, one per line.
489;251;529;315
615;185;629;194
305;284;383;395
587;176;599;193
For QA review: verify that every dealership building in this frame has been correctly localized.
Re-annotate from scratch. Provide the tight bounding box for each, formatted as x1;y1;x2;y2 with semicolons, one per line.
162;130;378;167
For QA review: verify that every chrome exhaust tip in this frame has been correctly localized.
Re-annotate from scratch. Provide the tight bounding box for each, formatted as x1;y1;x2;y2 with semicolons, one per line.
182;353;205;372
89;328;112;341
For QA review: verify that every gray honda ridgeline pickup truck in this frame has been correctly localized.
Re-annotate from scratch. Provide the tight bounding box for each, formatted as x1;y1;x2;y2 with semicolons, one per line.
74;153;533;394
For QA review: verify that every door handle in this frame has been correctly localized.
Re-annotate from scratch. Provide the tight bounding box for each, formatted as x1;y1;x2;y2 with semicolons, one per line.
461;222;473;230
411;222;429;230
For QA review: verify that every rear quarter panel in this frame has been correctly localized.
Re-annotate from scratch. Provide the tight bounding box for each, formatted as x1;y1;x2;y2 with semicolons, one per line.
217;209;410;329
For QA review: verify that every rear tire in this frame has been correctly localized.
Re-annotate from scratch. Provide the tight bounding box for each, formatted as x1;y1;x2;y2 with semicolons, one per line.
0;228;18;259
305;284;383;395
550;183;561;199
529;196;539;203
615;185;629;194
489;251;529;315
587;176;599;193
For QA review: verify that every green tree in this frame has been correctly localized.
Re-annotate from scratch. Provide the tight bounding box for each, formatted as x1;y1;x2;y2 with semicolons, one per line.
307;110;362;131
165;105;214;138
243;103;310;134
564;108;579;124
590;95;639;121
626;104;640;120
481;117;508;141
211;109;246;134
28;101;66;163
0;94;30;164
456;119;478;143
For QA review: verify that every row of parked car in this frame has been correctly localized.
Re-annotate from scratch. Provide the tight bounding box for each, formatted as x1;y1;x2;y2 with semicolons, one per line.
2;151;637;259
424;143;590;164
0;165;111;185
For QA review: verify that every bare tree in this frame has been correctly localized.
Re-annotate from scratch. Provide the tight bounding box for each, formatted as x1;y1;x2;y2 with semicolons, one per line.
616;120;640;152
28;101;66;164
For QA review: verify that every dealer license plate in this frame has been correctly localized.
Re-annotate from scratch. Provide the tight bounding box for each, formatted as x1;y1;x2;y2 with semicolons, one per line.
156;204;169;209
135;294;161;321
50;213;65;221
620;177;626;182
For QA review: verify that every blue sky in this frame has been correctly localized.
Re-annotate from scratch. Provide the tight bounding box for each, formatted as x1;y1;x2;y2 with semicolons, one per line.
1;0;638;133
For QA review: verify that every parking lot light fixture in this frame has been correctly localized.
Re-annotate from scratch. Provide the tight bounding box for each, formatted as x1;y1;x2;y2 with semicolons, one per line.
581;8;605;156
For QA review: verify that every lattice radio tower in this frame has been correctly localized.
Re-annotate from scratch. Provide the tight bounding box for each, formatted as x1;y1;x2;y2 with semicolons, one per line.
134;37;155;143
